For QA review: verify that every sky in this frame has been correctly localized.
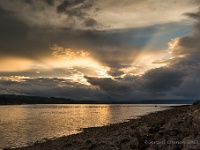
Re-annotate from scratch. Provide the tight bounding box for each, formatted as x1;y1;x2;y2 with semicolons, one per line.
0;0;200;102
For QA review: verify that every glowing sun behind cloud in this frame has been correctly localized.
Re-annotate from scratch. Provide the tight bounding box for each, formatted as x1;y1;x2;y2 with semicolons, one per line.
49;45;111;82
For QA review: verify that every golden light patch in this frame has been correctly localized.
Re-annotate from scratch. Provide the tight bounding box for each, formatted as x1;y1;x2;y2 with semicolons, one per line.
124;51;169;75
96;67;111;78
0;57;33;72
50;45;111;79
168;38;181;51
51;45;91;60
0;76;30;82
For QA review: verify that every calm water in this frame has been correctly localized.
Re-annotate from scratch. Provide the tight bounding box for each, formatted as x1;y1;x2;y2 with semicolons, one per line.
0;104;173;149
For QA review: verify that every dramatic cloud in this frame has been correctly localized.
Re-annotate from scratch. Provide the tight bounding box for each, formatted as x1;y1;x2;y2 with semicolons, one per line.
51;45;91;59
0;0;198;30
131;9;200;99
45;0;54;6
0;7;181;76
84;18;98;27
57;0;91;15
85;67;185;99
163;9;200;99
85;76;131;92
0;77;106;100
1;1;200;101
85;8;200;100
140;67;185;93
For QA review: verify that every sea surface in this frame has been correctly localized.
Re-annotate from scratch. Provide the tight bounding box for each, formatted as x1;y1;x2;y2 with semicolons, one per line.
0;104;180;149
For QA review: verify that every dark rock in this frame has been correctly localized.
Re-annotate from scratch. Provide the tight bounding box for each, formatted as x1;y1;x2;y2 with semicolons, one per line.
72;140;80;144
159;120;165;126
130;145;137;149
138;143;148;149
138;135;149;144
185;116;193;126
170;128;181;136
172;128;181;134
120;138;130;144
100;142;106;145
86;140;92;144
160;127;165;130
148;127;160;134
177;120;184;125
165;129;180;136
65;143;72;147
89;144;97;149
146;134;154;139
131;130;140;137
169;131;177;136
158;131;164;135
193;132;199;138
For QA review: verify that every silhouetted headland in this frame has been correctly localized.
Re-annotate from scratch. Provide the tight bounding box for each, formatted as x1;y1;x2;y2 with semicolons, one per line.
0;95;98;105
0;94;196;105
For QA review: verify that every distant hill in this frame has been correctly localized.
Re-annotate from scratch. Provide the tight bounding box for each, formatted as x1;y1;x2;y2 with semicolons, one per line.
0;95;98;105
0;94;196;105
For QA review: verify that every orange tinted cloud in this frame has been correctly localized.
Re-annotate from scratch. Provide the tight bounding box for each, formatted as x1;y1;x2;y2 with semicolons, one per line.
51;45;91;60
0;57;33;72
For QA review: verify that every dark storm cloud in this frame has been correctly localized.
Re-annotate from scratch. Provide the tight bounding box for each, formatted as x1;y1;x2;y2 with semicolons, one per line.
88;58;194;100
169;10;200;57
169;55;200;97
0;77;106;100
57;0;70;13
0;1;185;71
56;0;98;28
107;69;124;77
132;16;200;98
24;0;54;6
85;76;131;92
57;0;85;11
56;0;93;16
137;9;200;98
0;4;190;90
140;67;185;93
185;11;200;20
24;0;33;4
85;67;185;97
45;0;54;6
0;3;95;58
2;0;200;101
85;11;200;98
0;6;51;58
0;7;29;51
0;4;142;61
84;18;98;27
170;36;200;57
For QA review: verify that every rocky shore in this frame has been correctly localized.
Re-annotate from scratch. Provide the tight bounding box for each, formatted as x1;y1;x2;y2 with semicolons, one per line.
6;104;200;150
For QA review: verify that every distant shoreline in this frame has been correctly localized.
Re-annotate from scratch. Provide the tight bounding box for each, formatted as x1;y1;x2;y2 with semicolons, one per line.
6;103;200;150
0;103;191;106
0;94;195;105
